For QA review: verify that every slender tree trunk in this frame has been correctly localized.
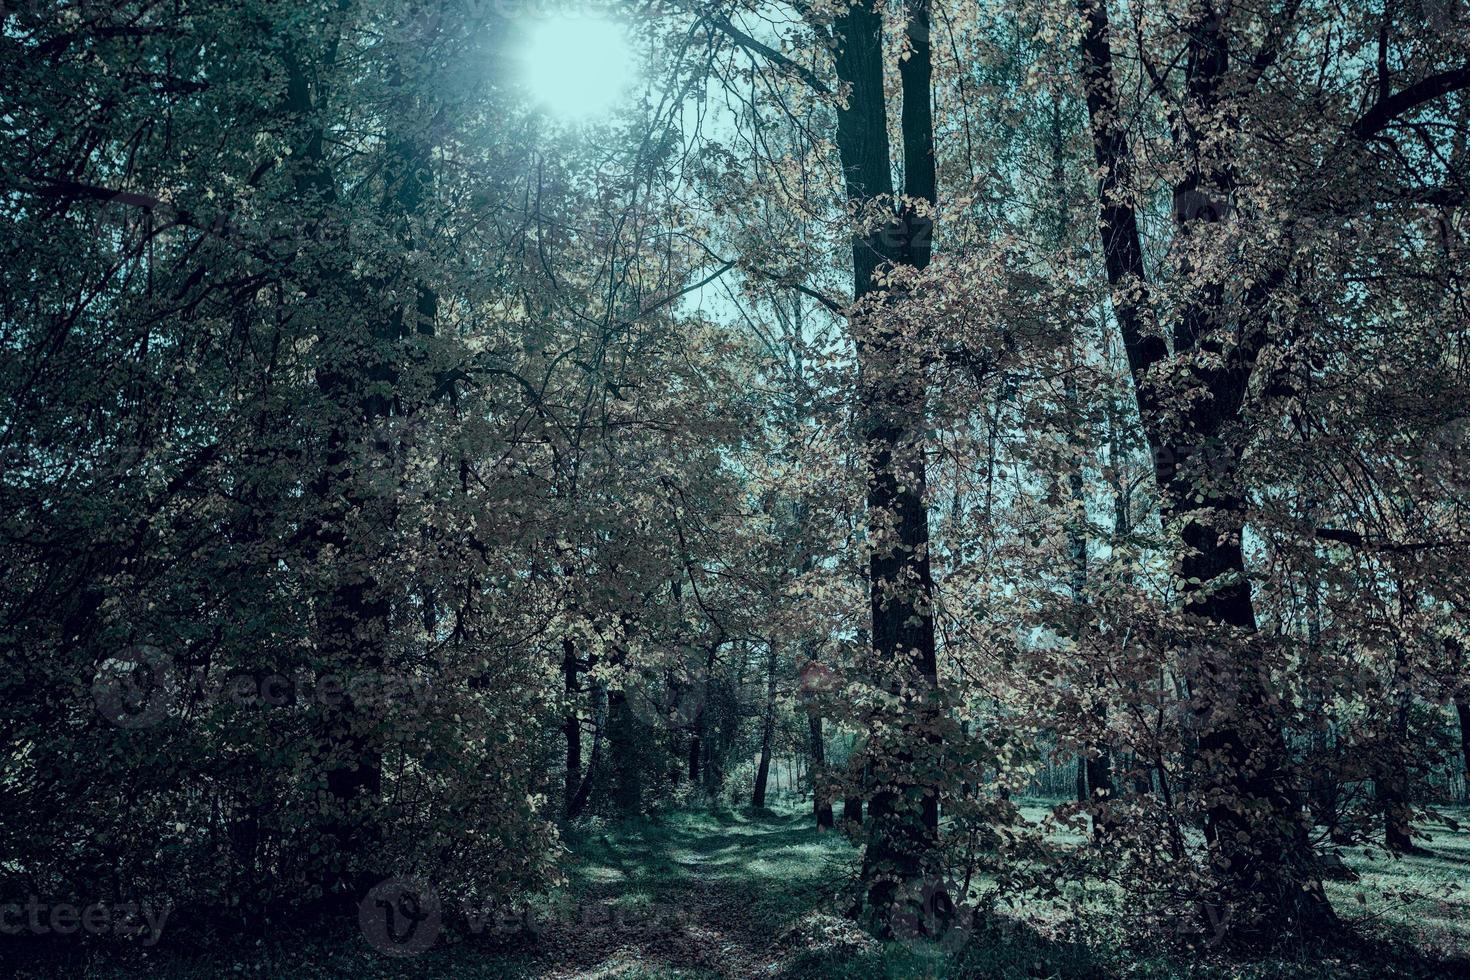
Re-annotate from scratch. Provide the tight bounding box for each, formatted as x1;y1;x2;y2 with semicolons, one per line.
1448;701;1470;803
754;643;779;808
1049;95;1114;838
696;641;721;792
1064;360;1113;834
1377;773;1415;852
688;726;702;786
1381;584;1416;851
843;794;864;829
1108;401;1153;801
809;712;835;830
566;679;605;820
304;2;450;909
704;727;724;793
1304;534;1341;837
1457;703;1470;800
563;638;582;815
607;690;642;812
276;23;397;911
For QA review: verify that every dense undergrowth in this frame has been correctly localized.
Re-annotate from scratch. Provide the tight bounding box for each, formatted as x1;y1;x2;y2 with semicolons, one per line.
11;797;1468;979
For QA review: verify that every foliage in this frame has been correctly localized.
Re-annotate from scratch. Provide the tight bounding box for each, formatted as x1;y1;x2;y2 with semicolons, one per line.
2;0;1470;972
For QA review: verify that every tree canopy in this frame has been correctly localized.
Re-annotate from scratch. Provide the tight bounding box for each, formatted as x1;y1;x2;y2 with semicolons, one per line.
3;0;1469;974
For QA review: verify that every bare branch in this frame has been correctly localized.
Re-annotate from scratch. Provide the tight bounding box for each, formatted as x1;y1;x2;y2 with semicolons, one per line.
704;13;832;98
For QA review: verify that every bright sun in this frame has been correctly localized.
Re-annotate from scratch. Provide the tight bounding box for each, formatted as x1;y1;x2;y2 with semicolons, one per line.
523;15;636;120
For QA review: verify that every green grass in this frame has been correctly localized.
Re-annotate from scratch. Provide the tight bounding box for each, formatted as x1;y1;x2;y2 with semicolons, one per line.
1319;811;1470;960
10;799;1470;978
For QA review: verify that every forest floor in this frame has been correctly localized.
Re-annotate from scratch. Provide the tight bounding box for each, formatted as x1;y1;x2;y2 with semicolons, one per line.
11;799;1470;979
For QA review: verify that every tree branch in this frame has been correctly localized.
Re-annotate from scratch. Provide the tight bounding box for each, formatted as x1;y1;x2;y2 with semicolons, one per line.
705;13;831;97
1353;62;1470;138
1314;527;1470;553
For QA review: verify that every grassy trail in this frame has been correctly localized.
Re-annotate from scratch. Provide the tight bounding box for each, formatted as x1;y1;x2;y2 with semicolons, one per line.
522;807;857;979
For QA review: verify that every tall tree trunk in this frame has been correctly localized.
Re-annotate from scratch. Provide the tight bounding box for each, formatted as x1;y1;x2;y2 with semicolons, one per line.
1303;527;1341;837
607;689;642;812
697;641;721;793
1075;0;1333;938
826;0;944;928
275;20;396;911
1377;772;1415;852
300;0;452;910
1066;372;1114;836
1049;90;1116;837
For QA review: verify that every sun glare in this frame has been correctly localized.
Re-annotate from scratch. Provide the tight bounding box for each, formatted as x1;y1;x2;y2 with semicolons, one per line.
523;15;636;121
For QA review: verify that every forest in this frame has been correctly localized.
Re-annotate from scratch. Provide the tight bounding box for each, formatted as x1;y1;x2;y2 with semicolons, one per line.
2;1;1469;977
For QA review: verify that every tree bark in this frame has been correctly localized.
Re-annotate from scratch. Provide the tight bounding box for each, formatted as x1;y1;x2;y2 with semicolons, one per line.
753;642;779;808
1381;584;1416;851
275;21;397;911
607;690;642;812
809;712;835;830
1075;0;1333;938
825;0;943;927
688;726;702;786
697;641;722;792
1049;91;1116;838
566;679;605;820
563;637;583;815
1457;701;1470;802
